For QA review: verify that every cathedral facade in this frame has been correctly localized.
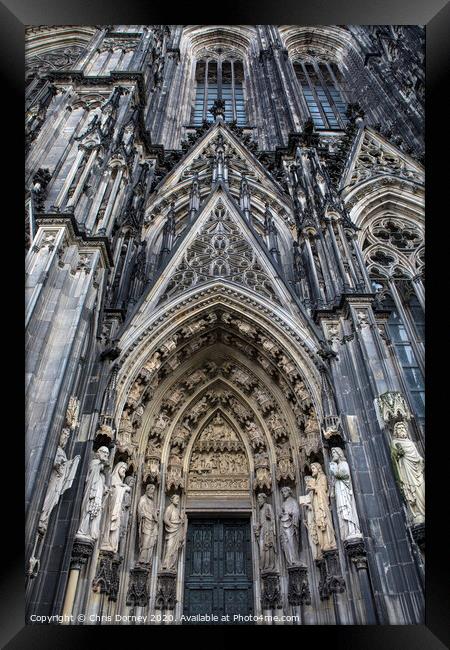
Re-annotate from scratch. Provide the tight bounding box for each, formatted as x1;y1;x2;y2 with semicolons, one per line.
25;25;425;625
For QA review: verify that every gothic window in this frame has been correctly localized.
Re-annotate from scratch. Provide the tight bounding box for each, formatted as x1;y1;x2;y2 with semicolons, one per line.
192;58;247;126
373;284;425;423
293;60;347;130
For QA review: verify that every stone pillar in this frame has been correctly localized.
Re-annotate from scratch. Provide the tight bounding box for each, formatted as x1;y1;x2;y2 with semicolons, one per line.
61;539;95;623
344;537;378;624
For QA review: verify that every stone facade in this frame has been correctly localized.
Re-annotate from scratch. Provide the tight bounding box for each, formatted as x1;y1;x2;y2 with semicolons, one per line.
25;25;425;625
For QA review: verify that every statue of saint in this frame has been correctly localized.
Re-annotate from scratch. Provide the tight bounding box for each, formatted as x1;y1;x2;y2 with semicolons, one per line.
137;484;159;565
101;461;131;553
38;428;80;535
329;447;362;541
161;494;185;571
76;446;110;541
118;475;135;558
254;493;277;571
279;486;301;567
391;421;425;523
299;476;321;560
309;463;337;553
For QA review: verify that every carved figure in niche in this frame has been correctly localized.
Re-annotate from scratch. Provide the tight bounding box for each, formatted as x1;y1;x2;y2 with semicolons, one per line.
38;428;80;534
390;421;425;523
166;450;184;491
231;318;257;339
185;369;207;391
276;441;295;482
151;411;171;439
293;381;311;406
300;414;321;458
279;486;301;566
329;448;362;541
255;493;277;571
161;495;185;571
245;420;265;448
267;411;286;440
253;387;273;413
308;463;337;552
101;461;131;553
186;398;208;424
180;318;208;338
160;334;178;357
172;420;191;449
299;476;321;560
132;405;145;430
127;378;145;408
137;484;159;565
119;475;135;557
140;352;161;382
254;450;271;490
76;446;110;541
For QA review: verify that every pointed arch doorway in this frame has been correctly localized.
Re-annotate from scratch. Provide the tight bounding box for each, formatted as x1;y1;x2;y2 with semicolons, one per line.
182;409;254;623
183;516;254;623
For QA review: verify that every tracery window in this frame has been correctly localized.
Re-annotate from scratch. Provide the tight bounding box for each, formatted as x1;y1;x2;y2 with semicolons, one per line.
363;214;425;426
192;58;246;126
293;61;347;130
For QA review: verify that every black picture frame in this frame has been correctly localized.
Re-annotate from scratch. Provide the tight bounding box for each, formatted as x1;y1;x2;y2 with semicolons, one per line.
5;1;448;647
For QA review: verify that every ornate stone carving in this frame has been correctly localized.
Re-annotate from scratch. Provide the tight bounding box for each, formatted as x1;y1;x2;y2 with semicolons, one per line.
126;566;150;608
76;446;110;542
329;447;363;541
279;486;301;567
376;391;411;424
187;412;249;494
287;565;311;606
260;571;282;610
37;427;80;534
70;538;95;570
255;493;277;571
143;439;162;483
150;411;171;440
300;464;337;559
137;484;159;565
161;202;282;306
299;413;321;461
161;495;185;571
245;420;265;449
101;461;132;553
254;450;272;491
155;571;177;610
166;450;184;492
390;421;425;524
344;537;368;570
276;441;295;483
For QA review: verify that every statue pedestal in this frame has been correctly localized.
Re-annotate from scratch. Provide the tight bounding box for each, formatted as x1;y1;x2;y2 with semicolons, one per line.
287;564;311;606
126;565;150;609
410;521;425;552
155;570;177;611
260;570;282;610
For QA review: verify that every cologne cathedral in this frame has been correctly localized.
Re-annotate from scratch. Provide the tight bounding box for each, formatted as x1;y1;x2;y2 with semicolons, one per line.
25;25;425;625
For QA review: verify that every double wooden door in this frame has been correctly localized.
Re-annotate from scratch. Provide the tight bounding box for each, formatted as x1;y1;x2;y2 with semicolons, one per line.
183;518;254;623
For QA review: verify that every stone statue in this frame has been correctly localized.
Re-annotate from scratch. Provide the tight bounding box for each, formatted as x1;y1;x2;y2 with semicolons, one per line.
118;475;135;558
38;428;80;535
101;461;132;553
161;494;185;571
329;448;362;541
255;493;277;571
308;463;337;552
299;476;321;560
76;446;110;541
137;483;159;565
390;421;425;523
279;486;301;566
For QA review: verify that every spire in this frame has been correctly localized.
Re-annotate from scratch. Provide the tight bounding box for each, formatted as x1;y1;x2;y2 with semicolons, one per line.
188;173;201;221
239;174;251;222
263;202;280;265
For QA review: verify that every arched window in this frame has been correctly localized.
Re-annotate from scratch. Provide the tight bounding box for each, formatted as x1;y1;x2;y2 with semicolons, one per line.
372;280;425;425
192;58;247;126
293;60;347;130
